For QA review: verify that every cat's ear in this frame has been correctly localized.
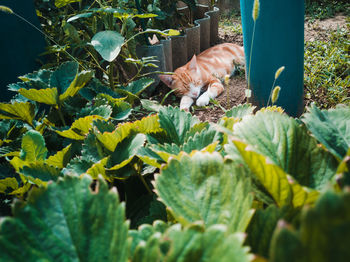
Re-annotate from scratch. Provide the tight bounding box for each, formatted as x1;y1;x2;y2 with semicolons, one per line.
159;74;174;87
188;55;198;71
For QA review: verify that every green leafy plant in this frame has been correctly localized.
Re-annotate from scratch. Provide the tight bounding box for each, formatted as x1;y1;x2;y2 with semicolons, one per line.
304;28;349;108
0;103;349;261
305;0;350;20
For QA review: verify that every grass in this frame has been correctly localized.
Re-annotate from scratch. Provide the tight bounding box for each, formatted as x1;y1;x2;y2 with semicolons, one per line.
304;22;350;108
305;0;350;20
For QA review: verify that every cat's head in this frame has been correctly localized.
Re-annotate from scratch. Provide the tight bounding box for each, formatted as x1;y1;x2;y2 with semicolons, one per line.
159;55;203;99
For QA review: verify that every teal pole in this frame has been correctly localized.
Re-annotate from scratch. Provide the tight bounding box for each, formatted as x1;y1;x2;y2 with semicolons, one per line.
0;0;46;101
240;0;305;116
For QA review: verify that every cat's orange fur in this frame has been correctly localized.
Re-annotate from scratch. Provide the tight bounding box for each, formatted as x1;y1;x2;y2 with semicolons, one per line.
159;43;245;110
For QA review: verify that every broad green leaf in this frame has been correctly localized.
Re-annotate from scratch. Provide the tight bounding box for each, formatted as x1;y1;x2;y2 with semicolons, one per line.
302;104;350;160
141;99;163;112
50;61;78;94
158;106;199;145
181;126;221;153
20;130;47;162
21;162;62;182
79;105;112;119
226;103;256;118
270;191;350;262
95;94;131;120
129;220;169;255
91;30;125;62
155;152;254;233
9;183;31;196
127;195;167;229
133;13;158;18
123;78;154;96
335;148;350;189
233;111;338;190
81;133;106;163
0;178;18;193
46;144;72;169
19;69;52;84
246;205;293;259
165;225;252;262
0;175;130;261
143;29;180;36
130;223;253;262
59;70;94;102
96;122;134;152
56;115;104;140
18;87;58;106
96;115;160;152
137;147;163;168
63;157;93;176
108;134;146;171
233;140;319;208
0;102;35;125
67;12;93;22
55;0;80;8
86;157;109;180
115;89;140;104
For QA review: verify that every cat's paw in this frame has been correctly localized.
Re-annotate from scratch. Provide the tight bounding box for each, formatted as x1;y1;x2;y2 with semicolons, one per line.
196;93;210;107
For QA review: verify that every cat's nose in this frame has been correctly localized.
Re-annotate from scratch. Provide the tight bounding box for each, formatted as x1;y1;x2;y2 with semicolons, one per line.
192;92;199;97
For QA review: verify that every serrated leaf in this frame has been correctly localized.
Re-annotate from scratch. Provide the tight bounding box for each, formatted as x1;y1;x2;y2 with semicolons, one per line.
63;157;93;176
55;0;80;8
226;104;256;118
108;134;146;171
56;115;104;140
302;104;350;160
155;152;254;233
21;130;47;162
123;78;154;96
270;191;350;262
246;205;290;258
0;178;18;193
0;102;35;125
96;94;131;120
50;61;78;94
97;115;160;152
130;223;253;262
141;99;163;112
86;157;109;180
335;148;350;188
59;70;93;102
21;162;62;182
158;106;199;145
181;126;221;153
46;144;72;169
0;175;130;261
91;30;125;62
233;111;338;190
233;140;319;208
18;87;58;106
19;69;52;84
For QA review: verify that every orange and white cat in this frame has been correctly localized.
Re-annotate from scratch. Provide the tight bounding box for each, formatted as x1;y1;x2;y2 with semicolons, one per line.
159;43;245;110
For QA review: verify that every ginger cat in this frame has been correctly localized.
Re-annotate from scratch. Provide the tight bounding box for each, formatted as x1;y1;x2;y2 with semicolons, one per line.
159;43;245;111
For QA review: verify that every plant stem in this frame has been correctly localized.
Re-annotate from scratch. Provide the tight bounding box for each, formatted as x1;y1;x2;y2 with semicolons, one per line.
247;20;257;103
108;62;115;90
138;173;152;195
57;106;67;126
267;78;277;106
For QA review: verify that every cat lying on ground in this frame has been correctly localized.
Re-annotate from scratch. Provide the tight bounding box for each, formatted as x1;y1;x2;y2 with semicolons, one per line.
159;43;245;111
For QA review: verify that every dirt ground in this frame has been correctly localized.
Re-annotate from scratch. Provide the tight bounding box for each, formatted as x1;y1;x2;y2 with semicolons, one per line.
159;14;348;123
